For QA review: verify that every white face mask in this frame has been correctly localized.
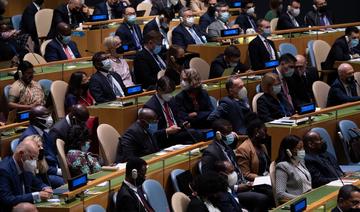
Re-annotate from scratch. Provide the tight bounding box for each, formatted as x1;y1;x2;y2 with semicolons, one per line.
23;158;37;174
185;17;195;27
170;0;179;5
180;80;190;90
272;84;282;95
227;171;238;187
161;93;173;102
238;87;248;99
101;59;112;71
246;7;255;15
290;8;300;17
295;150;306;161
37;115;54;129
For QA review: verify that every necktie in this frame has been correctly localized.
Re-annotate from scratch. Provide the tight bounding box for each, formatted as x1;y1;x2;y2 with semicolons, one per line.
137;187;155;212
19;173;25;194
281;79;293;108
107;74;122;97
153;54;166;70
163;102;175;127
224;146;246;183
347;86;353;97
63;45;73;59
264;39;275;60
248;16;257;29
188;28;203;44
131;27;142;50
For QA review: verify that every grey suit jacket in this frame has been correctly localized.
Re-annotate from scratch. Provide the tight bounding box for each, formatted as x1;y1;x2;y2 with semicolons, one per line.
207;20;227;41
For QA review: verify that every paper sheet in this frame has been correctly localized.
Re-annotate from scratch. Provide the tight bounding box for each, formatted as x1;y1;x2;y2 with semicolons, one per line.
253;176;272;186
326;179;357;187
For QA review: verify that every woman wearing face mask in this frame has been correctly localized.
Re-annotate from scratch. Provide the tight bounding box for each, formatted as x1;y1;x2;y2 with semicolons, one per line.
175;68;213;129
257;73;294;123
275;135;311;204
65;125;101;177
165;45;187;85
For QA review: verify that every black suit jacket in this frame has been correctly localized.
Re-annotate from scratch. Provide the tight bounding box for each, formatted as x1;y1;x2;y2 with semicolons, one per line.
49;117;71;143
116;183;147;212
133;48;163;90
93;1;124;19
115;23;143;53
143;18;159;36
234;13;257;31
304;9;333;27
257;93;294;123
322;36;352;70
20;3;39;41
304;152;343;188
89;71;127;103
172;24;206;49
208;96;251;134
44;39;81;62
199;12;216;35
209;54;249;79
248;36;278;70
276;12;301;30
150;0;183;15
327;78;360;107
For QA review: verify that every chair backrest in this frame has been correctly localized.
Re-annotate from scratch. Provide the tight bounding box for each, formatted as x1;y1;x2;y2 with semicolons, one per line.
270;18;278;32
11;15;22;30
97;124;121;165
3;84;11;102
171;192;190;212
313;40;331;71
50;80;68;120
167;28;173;46
189;57;211;80
355;72;360;95
269;161;278;206
252;92;264;113
157;69;165;79
312;81;330;109
307;40;316;67
40;40;52;56
11;138;20;154
23;53;47;65
311;127;337;160
338;120;359;164
38;79;53;98
171;169;185;192
279;43;298;56
142;179;170;212
35;9;54;39
85;204;106;212
136;2;152;17
56;139;71;182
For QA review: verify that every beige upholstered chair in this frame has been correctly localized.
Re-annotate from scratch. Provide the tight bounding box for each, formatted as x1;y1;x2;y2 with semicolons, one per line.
23;53;47;65
269;161;278;206
171;192;190;212
40;39;52;56
157;69;166;79
355;72;360;95
252;92;264;113
313;40;331;71
50;80;68;120
270;18;278;32
312;80;330;109
97;124;120;165
35;9;54;39
189;57;211;80
136;2;152;17
56;139;71;182
167;28;173;46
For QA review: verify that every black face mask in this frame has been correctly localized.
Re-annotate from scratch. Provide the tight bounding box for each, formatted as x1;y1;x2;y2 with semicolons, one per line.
346;76;355;84
81;82;89;92
176;57;186;66
38;149;44;160
318;5;327;13
207;5;216;16
110;3;120;8
135;176;145;186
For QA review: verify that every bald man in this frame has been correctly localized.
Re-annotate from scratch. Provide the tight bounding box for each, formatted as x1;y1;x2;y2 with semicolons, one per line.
12;202;38;212
327;63;360;107
115;108;161;162
45;22;81;62
0;138;52;211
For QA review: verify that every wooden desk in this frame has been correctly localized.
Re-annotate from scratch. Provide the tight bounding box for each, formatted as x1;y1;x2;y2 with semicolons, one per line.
335;60;360;71
0;121;29;158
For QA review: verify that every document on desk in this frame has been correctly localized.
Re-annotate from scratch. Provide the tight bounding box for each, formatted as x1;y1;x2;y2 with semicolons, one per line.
253;176;272;186
327;179;357;187
350;58;360;62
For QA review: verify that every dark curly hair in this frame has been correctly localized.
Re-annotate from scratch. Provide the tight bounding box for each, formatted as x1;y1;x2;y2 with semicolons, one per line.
64;125;89;152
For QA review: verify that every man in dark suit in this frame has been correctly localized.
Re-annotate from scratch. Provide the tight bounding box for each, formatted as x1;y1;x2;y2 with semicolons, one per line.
276;0;301;30
20;0;44;53
115;108;162;163
322;27;360;70
93;0;124;19
234;0;257;32
115;7;143;53
134;31;167;90
172;7;207;49
44;22;81;62
201;119;272;212
208;76;251;135
248;19;278;70
305;0;333;27
0;139;52;212
47;0;90;38
116;157;154;212
198;0;217;34
327;63;360;107
18;106;64;188
303;131;344;188
332;185;360;212
150;0;183;16
89;51;127;103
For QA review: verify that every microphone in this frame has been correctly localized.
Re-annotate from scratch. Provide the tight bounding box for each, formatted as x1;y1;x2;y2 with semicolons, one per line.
325;155;345;186
179;121;198;144
85;49;96;54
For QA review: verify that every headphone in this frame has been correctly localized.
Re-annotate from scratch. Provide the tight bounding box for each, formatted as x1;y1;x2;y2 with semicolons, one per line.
159;14;164;19
132;168;138;180
215;131;222;141
286;149;293;158
17;70;23;78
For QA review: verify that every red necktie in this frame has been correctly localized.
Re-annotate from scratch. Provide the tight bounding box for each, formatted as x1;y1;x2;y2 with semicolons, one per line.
63;45;73;59
163;102;175;127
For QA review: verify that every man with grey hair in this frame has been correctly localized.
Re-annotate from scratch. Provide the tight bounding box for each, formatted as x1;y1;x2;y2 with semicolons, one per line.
327;63;360;106
304;0;333;27
172;7;207;49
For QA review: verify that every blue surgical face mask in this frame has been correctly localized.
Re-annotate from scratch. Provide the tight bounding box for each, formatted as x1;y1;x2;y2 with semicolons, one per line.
62;35;72;45
219;11;230;23
127;15;137;25
350;38;359;48
272;84;282;95
262;28;272;37
283;67;295;77
81;141;91;152
147;122;158;134
153;45;162;55
295;150;306;161
101;59;112;71
224;133;235;145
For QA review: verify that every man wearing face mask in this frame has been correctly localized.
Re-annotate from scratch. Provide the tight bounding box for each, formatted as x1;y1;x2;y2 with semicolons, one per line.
172;7;207;49
93;0;125;19
18;106;64;188
209;45;250;79
199;0;217;35
303;131;344;188
115;7;143;53
150;0;183;16
305;0;333;27
45;22;81;62
117;157;154;212
234;0;257;32
207;2;233;41
327;63;360;107
134;31;167;90
276;0;301;30
0;138;52;211
333;185;360;212
115;108;161;162
89;51;127;103
248;19;278;70
322;27;360;70
208;75;251;135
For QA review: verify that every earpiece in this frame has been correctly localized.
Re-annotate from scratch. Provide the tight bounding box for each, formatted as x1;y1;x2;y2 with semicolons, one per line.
215;11;219;17
17;70;22;78
286;149;293;158
179;17;183;22
132;169;138;180
215;131;222;141
312;4;317;10
159;14;164;19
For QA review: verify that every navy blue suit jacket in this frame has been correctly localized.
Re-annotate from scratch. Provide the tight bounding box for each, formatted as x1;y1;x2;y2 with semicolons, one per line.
115;23;143;53
234;13;257;31
199;12;216;35
93;2;124;19
172;24;206;49
322;36;352;70
44;39;81;62
276;12;301;30
327;78;360;107
89;71;127;103
20;3;39;41
143;18;159;36
248;36;278;70
0;157;46;211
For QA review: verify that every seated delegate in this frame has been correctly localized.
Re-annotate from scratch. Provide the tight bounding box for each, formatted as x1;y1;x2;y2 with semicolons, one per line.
165;45;186;85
